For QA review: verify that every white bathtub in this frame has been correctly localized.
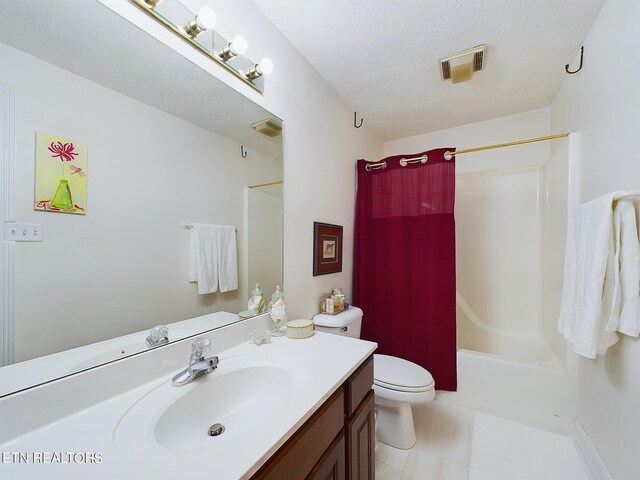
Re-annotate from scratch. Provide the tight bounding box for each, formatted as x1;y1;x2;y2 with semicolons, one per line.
436;296;574;434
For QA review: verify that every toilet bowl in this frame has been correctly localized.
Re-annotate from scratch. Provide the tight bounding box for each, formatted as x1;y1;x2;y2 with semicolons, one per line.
373;354;435;449
313;307;435;450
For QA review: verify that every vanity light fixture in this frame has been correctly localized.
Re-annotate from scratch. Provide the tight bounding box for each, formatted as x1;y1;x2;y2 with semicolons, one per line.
216;35;248;62
182;6;217;39
245;58;274;80
130;0;270;94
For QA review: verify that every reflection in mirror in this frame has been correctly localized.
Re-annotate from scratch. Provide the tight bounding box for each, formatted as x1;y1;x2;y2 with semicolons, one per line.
0;0;283;396
245;181;284;322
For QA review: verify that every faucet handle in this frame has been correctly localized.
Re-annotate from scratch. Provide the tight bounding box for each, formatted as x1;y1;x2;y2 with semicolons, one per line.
149;325;169;342
191;337;211;359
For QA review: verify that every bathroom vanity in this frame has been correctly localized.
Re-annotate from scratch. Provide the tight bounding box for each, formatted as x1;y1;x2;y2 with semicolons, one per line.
252;355;374;479
0;315;376;479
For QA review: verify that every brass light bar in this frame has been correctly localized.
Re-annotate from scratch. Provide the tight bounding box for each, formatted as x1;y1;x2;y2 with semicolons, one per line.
129;0;263;94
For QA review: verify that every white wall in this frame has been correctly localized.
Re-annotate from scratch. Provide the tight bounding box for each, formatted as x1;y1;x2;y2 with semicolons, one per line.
2;43;281;361
550;1;640;478
98;0;383;319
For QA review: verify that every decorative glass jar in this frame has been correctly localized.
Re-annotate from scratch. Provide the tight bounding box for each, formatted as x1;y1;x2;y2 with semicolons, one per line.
248;283;265;315
268;285;288;336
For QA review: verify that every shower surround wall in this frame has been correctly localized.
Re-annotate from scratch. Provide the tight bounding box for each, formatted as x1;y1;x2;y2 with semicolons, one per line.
384;107;576;433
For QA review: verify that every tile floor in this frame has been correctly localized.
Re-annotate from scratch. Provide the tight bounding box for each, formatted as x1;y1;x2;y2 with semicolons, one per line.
375;400;588;480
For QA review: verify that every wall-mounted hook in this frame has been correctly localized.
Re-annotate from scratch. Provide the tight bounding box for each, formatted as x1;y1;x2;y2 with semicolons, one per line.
565;46;584;74
354;112;363;129
241;145;248;158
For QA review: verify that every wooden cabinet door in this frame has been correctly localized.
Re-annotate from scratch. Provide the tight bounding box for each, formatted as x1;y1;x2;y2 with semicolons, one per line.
346;390;375;480
307;433;346;480
251;388;345;480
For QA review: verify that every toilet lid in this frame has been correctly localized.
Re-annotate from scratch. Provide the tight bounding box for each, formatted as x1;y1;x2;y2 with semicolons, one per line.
373;354;434;392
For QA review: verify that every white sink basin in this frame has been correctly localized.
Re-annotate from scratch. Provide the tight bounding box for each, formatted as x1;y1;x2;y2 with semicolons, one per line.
114;353;299;454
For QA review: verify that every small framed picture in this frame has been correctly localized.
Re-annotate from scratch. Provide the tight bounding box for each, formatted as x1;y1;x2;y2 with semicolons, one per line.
313;222;343;276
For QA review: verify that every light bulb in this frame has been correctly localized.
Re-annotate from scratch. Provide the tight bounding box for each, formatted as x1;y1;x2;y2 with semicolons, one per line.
217;35;249;62
256;58;274;75
230;36;248;56
195;6;217;30
183;6;216;38
245;58;274;80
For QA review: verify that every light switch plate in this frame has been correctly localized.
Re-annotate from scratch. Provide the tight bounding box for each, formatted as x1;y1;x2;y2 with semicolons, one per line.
4;223;43;242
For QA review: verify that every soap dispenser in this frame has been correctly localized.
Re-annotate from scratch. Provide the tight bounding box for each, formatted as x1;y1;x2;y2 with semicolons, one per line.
268;285;288;336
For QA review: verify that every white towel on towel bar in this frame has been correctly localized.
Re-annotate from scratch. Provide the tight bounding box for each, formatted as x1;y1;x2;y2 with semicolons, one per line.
188;224;238;295
613;200;640;337
216;226;238;293
558;193;620;358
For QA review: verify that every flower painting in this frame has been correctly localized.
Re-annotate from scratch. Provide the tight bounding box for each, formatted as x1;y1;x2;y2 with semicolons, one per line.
35;132;87;214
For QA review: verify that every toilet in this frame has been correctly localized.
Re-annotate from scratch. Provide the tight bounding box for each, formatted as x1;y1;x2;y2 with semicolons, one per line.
313;307;435;449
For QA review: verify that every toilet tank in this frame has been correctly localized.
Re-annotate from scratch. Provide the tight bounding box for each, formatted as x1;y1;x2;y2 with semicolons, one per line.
313;306;363;339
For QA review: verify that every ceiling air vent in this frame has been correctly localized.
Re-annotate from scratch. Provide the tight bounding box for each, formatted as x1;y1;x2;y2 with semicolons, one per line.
439;44;487;84
250;118;282;137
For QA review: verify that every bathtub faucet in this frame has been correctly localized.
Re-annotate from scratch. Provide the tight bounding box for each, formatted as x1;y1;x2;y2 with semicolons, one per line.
171;337;219;387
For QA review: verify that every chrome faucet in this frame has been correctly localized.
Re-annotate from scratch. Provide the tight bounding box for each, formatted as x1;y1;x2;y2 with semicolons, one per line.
172;337;219;387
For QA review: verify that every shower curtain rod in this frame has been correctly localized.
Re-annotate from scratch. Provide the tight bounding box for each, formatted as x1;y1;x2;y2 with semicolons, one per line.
364;133;571;171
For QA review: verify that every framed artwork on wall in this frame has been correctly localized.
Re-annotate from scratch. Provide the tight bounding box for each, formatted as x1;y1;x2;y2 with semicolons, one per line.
34;132;88;214
313;222;343;276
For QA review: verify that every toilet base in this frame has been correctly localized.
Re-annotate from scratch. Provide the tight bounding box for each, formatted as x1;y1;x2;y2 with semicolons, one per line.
375;402;416;450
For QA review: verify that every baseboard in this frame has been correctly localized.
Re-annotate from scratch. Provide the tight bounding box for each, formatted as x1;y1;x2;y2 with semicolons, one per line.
572;421;611;480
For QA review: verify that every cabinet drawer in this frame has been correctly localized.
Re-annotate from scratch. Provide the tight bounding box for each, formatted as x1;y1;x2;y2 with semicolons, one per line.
345;355;373;416
252;386;345;480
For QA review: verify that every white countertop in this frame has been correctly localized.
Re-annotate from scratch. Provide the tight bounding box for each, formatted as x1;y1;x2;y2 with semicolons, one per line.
0;325;376;480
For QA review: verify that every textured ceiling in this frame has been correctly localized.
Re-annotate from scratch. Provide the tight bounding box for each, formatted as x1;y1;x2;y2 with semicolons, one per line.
253;0;604;141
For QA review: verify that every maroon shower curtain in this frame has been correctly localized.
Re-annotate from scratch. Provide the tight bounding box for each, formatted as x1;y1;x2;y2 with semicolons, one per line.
353;148;457;391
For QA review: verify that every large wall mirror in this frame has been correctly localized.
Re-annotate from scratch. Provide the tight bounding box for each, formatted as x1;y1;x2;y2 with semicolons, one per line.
0;0;283;396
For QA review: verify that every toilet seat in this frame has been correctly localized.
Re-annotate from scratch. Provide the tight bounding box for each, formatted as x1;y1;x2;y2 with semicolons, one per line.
374;379;434;393
373;354;434;392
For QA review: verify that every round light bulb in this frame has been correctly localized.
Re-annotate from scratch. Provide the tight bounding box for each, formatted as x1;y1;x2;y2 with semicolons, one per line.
195;6;216;30
230;35;248;56
257;58;274;75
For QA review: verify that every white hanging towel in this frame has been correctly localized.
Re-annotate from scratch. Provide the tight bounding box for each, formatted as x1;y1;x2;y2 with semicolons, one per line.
614;200;640;337
558;193;619;358
187;224;238;295
188;224;220;294
216;225;238;293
